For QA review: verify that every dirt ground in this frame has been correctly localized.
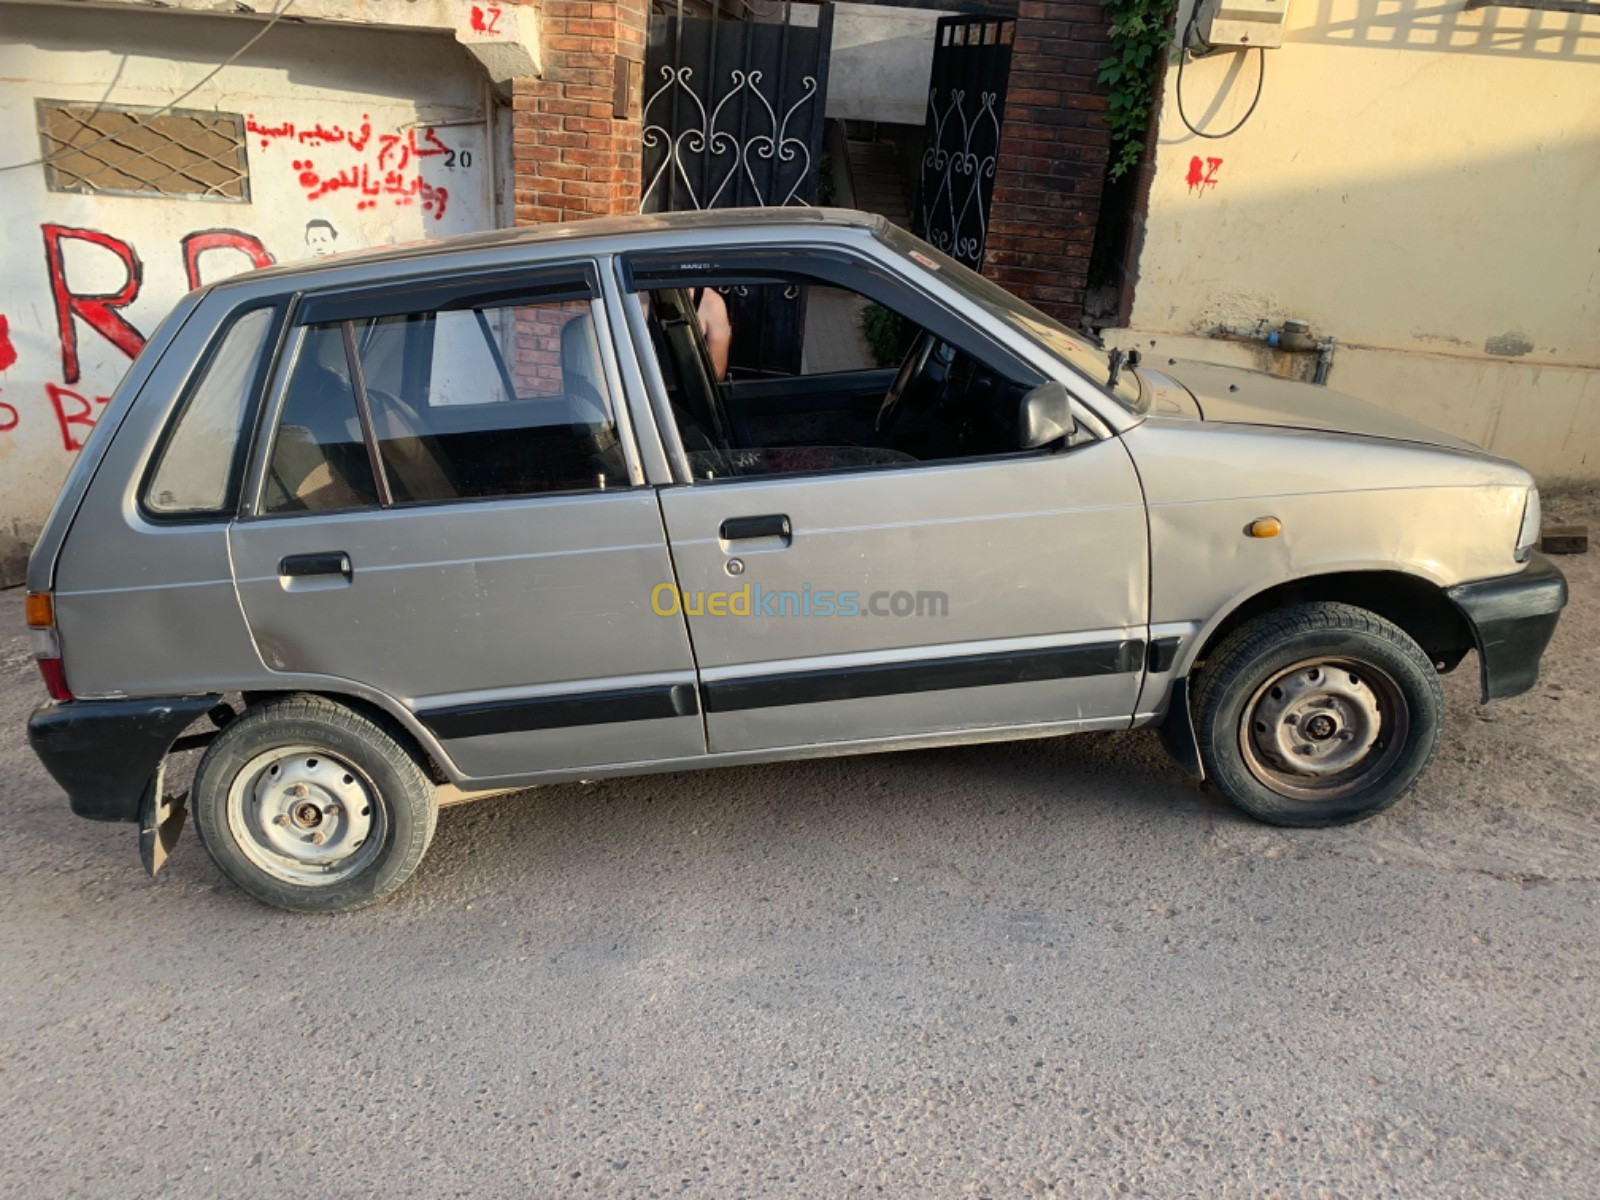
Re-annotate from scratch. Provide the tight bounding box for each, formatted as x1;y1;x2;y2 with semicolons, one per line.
0;500;1595;1198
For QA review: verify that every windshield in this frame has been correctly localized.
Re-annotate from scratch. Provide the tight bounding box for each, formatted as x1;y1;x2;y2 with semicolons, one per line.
877;224;1145;413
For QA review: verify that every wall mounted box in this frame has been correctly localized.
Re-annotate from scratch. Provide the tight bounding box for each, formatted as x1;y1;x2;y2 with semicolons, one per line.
1195;0;1289;48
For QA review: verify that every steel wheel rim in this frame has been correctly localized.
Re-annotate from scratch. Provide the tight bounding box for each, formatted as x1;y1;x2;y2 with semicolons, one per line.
1238;657;1409;802
225;745;386;886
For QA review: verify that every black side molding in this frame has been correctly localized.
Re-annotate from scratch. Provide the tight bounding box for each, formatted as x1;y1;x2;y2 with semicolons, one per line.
1446;552;1568;703
702;640;1144;713
28;695;220;823
419;682;700;741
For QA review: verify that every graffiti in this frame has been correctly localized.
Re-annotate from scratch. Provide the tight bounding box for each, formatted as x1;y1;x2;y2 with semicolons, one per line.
246;115;373;152
1186;155;1223;195
45;382;111;452
4;225;276;447
251;114;465;219
292;159;450;218
182;229;275;290
470;5;503;34
305;219;339;258
42;225;148;385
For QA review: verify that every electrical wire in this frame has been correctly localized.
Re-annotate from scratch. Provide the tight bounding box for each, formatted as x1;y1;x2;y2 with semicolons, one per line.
0;0;297;174
1175;14;1266;141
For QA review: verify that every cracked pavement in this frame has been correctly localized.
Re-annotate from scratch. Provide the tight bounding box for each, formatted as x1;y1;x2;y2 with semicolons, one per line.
0;506;1595;1198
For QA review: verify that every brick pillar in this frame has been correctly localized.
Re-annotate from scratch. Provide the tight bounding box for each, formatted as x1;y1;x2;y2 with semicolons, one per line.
512;0;647;225
982;1;1115;325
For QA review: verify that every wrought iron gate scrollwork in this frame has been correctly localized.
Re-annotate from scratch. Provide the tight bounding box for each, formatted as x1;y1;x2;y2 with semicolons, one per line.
642;67;820;211
917;16;1015;272
642;5;834;376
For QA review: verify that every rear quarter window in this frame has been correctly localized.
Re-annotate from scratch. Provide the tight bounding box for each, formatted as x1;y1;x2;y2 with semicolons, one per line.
143;305;277;517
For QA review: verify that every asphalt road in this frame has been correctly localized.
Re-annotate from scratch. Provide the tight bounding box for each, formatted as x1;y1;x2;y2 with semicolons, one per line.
2;520;1596;1198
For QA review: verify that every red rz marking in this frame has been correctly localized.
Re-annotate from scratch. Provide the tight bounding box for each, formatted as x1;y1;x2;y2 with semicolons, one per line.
470;5;503;34
1186;156;1223;195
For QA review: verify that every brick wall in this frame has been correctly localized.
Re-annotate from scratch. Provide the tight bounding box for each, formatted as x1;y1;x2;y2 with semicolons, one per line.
511;0;648;225
983;1;1115;325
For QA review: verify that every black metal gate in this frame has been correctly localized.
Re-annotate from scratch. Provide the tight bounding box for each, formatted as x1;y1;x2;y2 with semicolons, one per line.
642;1;834;375
916;15;1015;272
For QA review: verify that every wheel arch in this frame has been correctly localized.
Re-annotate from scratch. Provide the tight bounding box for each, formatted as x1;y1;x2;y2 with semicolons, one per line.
240;688;451;785
1182;569;1475;679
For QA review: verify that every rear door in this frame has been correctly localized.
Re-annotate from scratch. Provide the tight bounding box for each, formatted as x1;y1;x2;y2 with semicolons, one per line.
228;263;703;783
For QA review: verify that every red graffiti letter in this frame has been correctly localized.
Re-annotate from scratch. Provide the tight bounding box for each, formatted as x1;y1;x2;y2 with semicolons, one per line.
41;224;146;385
45;382;108;452
181;229;276;291
0;315;16;374
0;399;17;433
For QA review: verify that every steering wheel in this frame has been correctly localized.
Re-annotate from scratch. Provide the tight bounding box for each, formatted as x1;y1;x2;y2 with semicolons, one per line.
875;330;938;436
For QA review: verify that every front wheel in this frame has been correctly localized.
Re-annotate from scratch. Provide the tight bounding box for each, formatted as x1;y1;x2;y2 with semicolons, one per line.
192;695;437;912
1194;603;1445;827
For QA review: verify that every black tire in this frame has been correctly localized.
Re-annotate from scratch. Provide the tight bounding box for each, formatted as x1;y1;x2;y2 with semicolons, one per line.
192;694;437;912
1194;602;1444;827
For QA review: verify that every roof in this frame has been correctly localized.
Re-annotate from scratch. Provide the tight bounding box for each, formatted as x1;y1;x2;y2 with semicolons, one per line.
246;207;888;286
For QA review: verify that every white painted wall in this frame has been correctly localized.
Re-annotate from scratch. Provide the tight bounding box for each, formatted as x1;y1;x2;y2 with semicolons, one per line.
1110;0;1600;482
0;3;498;566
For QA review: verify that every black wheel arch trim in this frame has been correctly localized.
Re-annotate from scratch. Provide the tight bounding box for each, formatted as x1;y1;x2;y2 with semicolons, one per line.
1445;551;1568;703
27;695;222;823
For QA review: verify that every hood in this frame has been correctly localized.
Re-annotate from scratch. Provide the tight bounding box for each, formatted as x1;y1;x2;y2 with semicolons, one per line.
1150;359;1482;453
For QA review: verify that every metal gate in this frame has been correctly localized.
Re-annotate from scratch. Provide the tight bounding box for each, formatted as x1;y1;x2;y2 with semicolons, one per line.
642;1;834;375
916;15;1015;272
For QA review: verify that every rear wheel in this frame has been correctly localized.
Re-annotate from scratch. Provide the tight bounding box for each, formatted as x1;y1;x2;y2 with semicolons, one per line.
1194;603;1444;826
192;695;436;912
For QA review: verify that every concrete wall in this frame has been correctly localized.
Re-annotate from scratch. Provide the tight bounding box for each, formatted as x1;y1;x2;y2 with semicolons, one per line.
824;3;944;126
1110;0;1600;482
0;4;499;580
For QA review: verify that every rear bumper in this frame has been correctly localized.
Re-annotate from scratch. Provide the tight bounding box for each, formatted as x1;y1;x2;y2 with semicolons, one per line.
1447;553;1568;703
27;695;220;823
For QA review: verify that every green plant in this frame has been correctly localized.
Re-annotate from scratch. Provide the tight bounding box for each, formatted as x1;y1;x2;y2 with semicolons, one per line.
1097;0;1178;180
860;302;904;368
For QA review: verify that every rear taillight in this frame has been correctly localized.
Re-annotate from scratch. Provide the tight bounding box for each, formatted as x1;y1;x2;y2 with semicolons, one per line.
25;591;73;703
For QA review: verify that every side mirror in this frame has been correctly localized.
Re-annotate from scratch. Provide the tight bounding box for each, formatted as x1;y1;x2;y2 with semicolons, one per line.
1017;381;1081;450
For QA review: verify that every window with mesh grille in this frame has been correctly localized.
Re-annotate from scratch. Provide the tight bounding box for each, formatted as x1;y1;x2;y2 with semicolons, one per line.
36;100;250;202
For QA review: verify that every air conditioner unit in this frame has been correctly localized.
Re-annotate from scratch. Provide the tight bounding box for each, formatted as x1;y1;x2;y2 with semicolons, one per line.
1194;0;1289;49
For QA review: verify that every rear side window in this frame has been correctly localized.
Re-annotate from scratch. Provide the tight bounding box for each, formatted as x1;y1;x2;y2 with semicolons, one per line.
144;306;275;516
260;282;624;515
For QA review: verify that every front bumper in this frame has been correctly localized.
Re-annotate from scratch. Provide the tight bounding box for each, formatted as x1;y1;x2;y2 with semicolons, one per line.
27;695;220;823
1446;552;1568;703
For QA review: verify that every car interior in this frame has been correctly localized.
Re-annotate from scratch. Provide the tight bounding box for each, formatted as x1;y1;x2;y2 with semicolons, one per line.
638;279;1039;480
262;305;629;513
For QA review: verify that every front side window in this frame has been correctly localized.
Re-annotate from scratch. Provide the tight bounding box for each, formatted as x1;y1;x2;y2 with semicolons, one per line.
635;270;1042;482
145;305;275;516
261;285;623;515
877;224;1146;413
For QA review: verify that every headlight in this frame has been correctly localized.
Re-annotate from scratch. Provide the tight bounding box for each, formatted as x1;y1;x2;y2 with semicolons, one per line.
1515;487;1541;562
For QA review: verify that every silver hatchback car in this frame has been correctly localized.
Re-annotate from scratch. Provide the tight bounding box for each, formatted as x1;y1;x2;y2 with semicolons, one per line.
25;209;1566;912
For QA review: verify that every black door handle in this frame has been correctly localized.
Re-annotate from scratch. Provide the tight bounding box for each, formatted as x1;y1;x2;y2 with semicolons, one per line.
279;552;352;579
720;514;791;542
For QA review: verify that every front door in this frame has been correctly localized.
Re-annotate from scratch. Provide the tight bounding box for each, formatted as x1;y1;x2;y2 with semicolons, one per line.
623;251;1149;755
229;264;703;783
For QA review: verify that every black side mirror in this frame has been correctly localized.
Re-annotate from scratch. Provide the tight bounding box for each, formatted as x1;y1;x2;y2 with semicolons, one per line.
1017;381;1081;450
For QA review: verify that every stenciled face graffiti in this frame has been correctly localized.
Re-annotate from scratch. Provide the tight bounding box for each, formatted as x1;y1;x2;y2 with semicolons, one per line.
304;218;339;257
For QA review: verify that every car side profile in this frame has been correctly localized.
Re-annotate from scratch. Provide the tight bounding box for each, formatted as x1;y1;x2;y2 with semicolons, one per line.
25;209;1567;912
